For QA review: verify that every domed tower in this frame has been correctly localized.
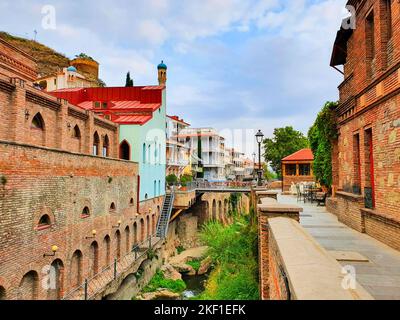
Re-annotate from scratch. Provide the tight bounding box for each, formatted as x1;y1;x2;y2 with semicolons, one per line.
157;60;167;86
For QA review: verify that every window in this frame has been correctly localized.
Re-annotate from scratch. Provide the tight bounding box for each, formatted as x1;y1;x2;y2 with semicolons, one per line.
285;164;297;176
37;214;51;229
130;198;134;206
384;0;392;40
110;202;116;212
143;144;146;163
120;140;130;160
94;102;100;108
299;164;311;176
93;132;100;156
154;180;157;196
104;115;111;120
31;113;44;130
102;102;108;109
82;207;90;218
364;129;375;209
103;135;109;157
73;125;81;139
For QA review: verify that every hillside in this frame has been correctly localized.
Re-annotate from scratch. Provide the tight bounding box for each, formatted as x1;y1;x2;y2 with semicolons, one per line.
0;31;104;86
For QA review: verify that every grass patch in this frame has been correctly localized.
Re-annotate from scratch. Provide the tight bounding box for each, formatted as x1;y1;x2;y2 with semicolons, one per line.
186;259;202;272
142;270;186;294
197;216;259;300
176;246;185;254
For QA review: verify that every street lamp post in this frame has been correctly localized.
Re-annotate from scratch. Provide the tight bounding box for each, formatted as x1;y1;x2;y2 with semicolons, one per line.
252;152;256;181
255;130;264;187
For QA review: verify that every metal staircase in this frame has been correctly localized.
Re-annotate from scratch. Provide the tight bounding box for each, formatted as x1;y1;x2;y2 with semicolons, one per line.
156;192;175;238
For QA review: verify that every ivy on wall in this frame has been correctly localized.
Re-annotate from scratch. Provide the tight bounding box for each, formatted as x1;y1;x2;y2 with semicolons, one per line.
308;101;338;188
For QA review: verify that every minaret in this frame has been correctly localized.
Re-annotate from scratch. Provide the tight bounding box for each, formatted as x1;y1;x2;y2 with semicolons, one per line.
157;60;167;86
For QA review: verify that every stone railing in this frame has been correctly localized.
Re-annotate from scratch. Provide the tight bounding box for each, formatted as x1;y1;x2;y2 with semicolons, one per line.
256;190;374;300
268;218;373;300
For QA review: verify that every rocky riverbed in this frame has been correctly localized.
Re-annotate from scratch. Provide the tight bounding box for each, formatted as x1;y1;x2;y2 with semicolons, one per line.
135;246;212;300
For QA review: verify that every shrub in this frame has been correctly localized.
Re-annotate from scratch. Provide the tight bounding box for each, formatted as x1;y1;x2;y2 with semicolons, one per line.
180;174;193;187
166;174;178;186
143;270;186;294
186;259;202;272
198;218;259;300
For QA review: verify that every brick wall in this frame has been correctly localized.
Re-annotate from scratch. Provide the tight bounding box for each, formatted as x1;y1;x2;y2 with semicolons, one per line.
330;0;400;250
0;38;37;84
0;140;160;300
0;76;120;158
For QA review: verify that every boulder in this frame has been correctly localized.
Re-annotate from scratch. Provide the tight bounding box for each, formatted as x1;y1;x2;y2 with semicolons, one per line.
172;262;196;275
160;263;182;281
137;289;180;300
198;256;212;275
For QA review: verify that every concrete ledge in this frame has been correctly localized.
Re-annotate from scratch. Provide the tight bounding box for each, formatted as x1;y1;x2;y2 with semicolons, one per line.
259;202;303;213
268;217;373;300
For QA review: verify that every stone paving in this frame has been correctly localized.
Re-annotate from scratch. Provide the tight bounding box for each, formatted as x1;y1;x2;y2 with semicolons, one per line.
279;193;400;300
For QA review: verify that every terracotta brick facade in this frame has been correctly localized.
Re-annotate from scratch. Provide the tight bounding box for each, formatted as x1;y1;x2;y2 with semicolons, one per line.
330;0;400;251
0;39;155;300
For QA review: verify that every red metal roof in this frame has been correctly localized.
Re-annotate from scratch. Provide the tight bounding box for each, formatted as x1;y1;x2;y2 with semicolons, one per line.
167;115;190;126
113;115;153;125
282;149;314;162
49;86;164;125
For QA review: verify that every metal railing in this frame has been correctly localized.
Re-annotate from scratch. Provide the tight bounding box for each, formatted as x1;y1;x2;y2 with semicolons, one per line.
182;181;254;191
62;235;162;300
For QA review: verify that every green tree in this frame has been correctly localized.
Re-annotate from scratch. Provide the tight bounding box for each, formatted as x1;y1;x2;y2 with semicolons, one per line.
263;164;277;181
263;126;309;178
125;72;134;87
166;174;178;186
308;101;338;188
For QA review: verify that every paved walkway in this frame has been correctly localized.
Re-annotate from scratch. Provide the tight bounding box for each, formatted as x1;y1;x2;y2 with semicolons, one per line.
279;194;400;300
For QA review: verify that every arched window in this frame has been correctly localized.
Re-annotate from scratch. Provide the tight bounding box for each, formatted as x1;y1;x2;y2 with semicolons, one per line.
115;230;121;259
148;144;151;164
81;207;90;218
103;135;109;157
120;140;131;160
110;202;116;213
73;125;81;139
146;215;150;238
130;198;134;206
158;180;161;195
152;214;156;234
38;214;51;229
145;194;148;200
159;143;162;164
139;218;145;242
154;180;157;196
93;132;100;156
133;222;138;245
142;143;146;163
70;250;83;287
48;259;64;300
212;200;217;220
31;113;44;130
90;241;99;276
103;235;111;267
125;226;130;255
0;286;5;300
19;271;39;300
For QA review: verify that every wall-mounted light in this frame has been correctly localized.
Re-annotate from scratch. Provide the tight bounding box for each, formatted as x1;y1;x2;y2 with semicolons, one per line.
113;220;122;228
24;109;30;120
149;208;152;213
85;229;97;239
67;122;71;129
43;245;58;257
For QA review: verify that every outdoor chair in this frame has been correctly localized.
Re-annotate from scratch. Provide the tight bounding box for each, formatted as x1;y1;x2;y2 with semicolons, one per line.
316;192;327;206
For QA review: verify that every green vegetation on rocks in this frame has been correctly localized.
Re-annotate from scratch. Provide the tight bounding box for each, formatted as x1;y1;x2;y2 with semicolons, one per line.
143;270;186;294
197;217;259;300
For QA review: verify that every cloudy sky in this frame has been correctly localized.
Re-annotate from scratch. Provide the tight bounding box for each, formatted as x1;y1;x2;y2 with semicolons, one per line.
0;0;348;151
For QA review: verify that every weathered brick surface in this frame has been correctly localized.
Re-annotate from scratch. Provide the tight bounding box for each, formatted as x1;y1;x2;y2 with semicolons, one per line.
257;207;300;300
0;141;146;300
330;0;400;250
